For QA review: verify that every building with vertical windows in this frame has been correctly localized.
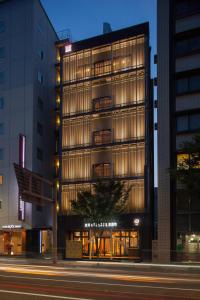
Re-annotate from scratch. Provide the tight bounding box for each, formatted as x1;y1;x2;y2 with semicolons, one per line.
0;0;57;255
56;23;154;259
157;0;200;262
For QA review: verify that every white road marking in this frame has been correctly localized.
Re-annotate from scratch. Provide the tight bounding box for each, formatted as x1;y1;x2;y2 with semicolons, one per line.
0;289;93;300
0;274;200;293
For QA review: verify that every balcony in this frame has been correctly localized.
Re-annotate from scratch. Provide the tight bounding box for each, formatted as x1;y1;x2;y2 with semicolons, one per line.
62;59;144;85
62;99;145;119
62;135;145;152
62;172;144;185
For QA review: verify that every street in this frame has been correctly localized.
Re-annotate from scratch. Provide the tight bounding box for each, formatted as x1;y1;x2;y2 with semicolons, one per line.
0;261;199;299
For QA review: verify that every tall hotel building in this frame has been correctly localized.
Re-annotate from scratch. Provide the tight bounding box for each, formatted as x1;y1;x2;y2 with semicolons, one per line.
158;0;200;262
56;23;154;259
0;0;57;255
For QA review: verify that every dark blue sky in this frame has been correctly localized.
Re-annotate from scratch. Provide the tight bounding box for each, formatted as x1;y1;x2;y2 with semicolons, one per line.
41;0;156;61
41;0;157;185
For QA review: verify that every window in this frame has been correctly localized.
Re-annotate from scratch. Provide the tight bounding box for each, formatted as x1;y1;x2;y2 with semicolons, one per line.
176;73;200;95
93;130;112;145
0;72;5;84
0;149;4;160
0;21;5;34
0;47;5;59
190;114;200;130
177;115;189;132
190;75;200;92
113;56;131;71
37;147;43;161
38;50;44;60
94;60;111;76
177;113;200;132
175;0;200;18
0;175;3;185
0;123;4;134
93;163;111;177
37;71;43;84
176;77;188;94
37;122;43;136
0;97;4;109
93;96;112;111
36;205;43;212
38;97;44;111
176;35;200;56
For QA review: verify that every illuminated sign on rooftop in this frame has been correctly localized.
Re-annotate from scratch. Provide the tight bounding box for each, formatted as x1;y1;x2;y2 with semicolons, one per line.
65;44;72;53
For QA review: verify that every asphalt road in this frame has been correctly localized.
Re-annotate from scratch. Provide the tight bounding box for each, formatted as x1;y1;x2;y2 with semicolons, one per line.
0;262;199;300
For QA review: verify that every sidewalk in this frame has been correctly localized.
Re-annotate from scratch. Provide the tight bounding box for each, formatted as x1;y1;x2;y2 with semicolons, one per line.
0;256;200;274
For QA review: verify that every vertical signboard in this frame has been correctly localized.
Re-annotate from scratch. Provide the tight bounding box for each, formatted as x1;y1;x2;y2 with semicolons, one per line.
18;134;26;220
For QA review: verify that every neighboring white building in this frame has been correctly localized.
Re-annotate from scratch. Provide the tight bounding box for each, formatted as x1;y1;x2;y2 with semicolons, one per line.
0;0;57;255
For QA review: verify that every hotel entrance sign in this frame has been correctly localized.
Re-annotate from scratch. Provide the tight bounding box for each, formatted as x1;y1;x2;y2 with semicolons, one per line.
84;222;117;228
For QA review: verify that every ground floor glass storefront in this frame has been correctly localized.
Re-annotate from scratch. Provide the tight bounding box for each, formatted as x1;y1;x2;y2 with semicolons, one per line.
0;230;26;255
177;233;200;261
70;230;139;258
0;229;52;256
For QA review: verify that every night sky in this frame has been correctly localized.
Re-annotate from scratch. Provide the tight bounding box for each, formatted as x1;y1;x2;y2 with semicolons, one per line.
41;0;157;185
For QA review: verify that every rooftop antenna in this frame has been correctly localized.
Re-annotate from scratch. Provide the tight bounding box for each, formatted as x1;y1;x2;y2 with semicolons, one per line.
103;22;112;34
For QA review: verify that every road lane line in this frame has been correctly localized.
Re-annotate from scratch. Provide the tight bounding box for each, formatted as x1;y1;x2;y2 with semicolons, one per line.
0;274;200;293
0;289;94;300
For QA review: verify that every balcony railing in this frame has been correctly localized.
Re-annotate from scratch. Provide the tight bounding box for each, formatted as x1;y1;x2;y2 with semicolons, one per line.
62;172;144;184
62;99;145;119
62;136;145;152
62;63;144;85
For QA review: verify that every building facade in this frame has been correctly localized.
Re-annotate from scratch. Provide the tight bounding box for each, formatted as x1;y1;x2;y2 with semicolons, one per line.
0;0;57;255
56;23;154;259
157;0;200;262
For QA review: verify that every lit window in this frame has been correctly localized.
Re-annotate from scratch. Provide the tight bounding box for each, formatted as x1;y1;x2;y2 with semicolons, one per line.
56;115;60;126
94;60;111;76
177;153;189;170
93;163;111;177
0;97;4;109
93;130;112;145
0;175;3;185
